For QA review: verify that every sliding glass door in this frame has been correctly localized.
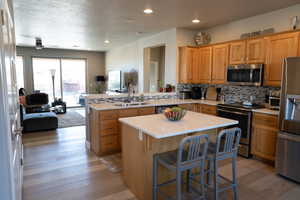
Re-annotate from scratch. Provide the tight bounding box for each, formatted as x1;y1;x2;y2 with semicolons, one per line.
32;58;61;102
32;57;86;107
61;59;86;107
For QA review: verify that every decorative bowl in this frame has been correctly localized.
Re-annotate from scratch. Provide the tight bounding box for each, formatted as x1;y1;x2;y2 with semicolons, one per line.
163;107;187;121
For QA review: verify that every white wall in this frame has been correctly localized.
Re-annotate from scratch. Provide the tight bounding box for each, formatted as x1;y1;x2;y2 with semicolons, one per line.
105;42;139;72
176;28;198;47
137;29;177;91
106;28;196;92
204;4;300;43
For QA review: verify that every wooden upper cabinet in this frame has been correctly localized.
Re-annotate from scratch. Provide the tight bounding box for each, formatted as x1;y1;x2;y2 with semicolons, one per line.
212;44;229;84
230;39;265;64
191;48;201;83
229;41;246;64
264;32;299;86
179;30;300;86
198;47;212;84
246;38;265;63
178;47;194;83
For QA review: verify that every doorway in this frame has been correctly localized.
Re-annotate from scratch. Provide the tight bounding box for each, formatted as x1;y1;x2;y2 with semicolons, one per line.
32;57;86;107
143;46;165;92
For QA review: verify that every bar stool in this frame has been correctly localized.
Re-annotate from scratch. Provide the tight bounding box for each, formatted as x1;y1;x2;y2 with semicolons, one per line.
206;128;241;200
152;134;209;200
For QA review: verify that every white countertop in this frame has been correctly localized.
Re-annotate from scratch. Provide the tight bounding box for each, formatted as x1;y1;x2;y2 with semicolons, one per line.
84;92;177;99
119;111;238;139
89;99;221;111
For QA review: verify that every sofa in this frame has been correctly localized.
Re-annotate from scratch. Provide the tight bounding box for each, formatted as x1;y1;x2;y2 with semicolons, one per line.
22;110;58;132
21;93;58;133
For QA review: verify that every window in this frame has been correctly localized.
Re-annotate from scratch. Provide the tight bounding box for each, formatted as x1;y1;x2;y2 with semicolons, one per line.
16;56;24;89
32;58;61;102
61;59;86;107
32;57;86;107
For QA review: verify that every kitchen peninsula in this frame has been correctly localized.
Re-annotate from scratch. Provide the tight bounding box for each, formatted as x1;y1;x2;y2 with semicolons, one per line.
87;96;221;156
119;111;238;200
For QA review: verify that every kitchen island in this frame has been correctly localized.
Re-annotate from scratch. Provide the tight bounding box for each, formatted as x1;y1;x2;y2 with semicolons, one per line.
87;98;221;156
119;111;238;200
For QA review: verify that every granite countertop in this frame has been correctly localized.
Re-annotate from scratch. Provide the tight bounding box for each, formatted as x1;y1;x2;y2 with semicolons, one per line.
252;108;279;116
84;92;177;99
119;111;238;139
88;99;222;111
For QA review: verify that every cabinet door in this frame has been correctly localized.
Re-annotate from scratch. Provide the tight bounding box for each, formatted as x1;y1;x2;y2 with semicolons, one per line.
198;47;212;84
178;47;193;83
191;48;201;83
229;41;246;64
199;104;217;115
265;32;299;86
251;113;278;161
246;38;265;63
251;126;277;161
212;44;229;84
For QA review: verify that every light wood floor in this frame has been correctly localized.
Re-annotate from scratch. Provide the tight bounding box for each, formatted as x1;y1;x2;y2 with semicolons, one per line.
22;126;300;200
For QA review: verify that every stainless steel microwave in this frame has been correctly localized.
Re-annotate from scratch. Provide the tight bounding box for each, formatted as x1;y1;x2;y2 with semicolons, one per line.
227;64;263;86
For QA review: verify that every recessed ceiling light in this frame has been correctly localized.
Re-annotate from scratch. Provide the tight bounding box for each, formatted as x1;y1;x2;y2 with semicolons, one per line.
192;19;200;23
144;8;153;14
104;40;110;44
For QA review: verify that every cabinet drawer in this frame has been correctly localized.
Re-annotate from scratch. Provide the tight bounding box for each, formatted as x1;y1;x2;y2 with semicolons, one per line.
100;135;119;153
99;110;118;120
100;126;118;136
139;107;155;116
119;108;139;118
253;113;278;129
200;104;216;115
100;119;118;130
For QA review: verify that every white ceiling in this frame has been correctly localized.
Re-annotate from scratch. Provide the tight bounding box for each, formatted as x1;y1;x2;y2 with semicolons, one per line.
13;0;300;51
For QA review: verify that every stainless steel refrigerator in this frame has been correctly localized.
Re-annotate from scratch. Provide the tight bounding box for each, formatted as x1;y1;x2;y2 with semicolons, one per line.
276;57;300;183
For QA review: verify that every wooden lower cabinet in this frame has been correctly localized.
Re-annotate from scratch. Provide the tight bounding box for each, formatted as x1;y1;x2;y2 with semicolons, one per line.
100;134;120;154
178;103;196;111
197;104;217;115
90;107;155;156
138;107;155;116
251;113;278;161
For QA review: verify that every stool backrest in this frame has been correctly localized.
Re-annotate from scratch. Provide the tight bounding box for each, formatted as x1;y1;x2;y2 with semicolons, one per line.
177;134;209;167
216;128;241;157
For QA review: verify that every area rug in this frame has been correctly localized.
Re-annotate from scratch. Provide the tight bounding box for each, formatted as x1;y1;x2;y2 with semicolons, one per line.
57;110;86;128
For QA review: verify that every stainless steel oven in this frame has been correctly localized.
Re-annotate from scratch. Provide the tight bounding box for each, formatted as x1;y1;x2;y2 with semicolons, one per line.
217;103;263;158
227;64;263;86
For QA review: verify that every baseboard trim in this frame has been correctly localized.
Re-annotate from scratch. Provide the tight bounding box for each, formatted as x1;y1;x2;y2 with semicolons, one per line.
85;140;91;150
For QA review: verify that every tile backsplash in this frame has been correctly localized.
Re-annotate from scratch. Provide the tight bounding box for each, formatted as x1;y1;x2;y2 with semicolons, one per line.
177;84;280;104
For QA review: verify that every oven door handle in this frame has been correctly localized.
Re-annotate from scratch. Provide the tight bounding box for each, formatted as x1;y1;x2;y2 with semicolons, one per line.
217;108;249;116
